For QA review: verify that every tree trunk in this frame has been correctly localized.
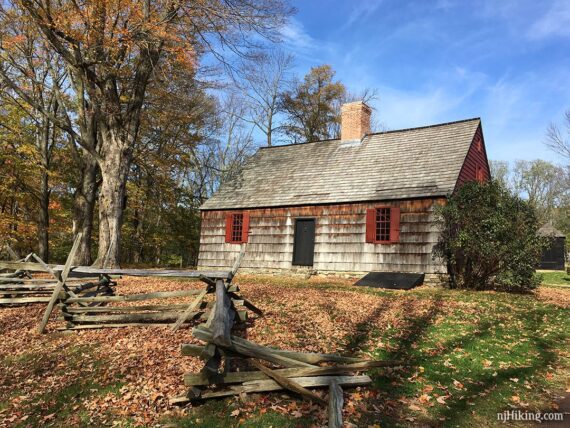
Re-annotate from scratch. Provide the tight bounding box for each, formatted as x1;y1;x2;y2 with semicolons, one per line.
37;171;50;262
72;157;99;265
37;112;52;263
132;208;144;264
93;132;131;268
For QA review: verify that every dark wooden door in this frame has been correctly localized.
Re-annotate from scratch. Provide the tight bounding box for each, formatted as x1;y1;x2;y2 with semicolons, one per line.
293;219;315;266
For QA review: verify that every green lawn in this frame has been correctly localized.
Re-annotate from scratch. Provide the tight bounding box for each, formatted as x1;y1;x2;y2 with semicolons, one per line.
539;270;570;287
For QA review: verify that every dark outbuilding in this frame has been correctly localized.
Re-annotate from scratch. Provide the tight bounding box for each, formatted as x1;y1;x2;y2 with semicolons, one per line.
538;224;566;270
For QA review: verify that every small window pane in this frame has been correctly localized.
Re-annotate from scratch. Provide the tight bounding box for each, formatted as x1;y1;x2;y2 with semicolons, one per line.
231;214;243;242
375;208;391;242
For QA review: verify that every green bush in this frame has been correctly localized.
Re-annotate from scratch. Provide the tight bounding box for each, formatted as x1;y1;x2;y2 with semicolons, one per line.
433;180;546;292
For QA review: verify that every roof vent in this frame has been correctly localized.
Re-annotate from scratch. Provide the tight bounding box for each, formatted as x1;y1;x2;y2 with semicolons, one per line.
341;101;371;141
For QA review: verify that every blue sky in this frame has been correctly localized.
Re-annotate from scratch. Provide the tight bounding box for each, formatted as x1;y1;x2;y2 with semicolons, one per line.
278;0;569;163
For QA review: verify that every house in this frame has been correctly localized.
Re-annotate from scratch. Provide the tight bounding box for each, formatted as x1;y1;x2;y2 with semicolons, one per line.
198;101;490;282
537;224;566;270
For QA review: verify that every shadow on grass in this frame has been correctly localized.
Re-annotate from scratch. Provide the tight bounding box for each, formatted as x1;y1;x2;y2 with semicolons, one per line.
344;291;565;427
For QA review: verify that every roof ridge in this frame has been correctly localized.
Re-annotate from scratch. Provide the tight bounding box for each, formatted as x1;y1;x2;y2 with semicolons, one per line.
368;117;481;136
260;117;481;149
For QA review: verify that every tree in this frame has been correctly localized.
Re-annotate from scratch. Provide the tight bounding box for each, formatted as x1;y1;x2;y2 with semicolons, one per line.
200;93;257;197
281;65;346;144
0;17;69;261
2;0;292;267
239;50;294;146
489;160;510;188
434;181;545;292
0;104;40;254
0;6;102;264
512;160;569;224
122;62;218;266
546;110;570;161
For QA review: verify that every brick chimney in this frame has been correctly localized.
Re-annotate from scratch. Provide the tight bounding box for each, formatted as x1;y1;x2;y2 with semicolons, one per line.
341;101;371;141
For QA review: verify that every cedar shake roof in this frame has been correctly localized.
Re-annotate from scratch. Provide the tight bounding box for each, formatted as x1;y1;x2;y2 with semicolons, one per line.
537;223;565;238
201;117;482;210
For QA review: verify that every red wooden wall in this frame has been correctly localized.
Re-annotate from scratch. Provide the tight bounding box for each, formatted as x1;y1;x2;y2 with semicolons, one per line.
455;125;491;189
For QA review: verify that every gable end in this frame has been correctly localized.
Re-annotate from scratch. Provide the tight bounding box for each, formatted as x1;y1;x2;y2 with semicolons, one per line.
454;124;491;190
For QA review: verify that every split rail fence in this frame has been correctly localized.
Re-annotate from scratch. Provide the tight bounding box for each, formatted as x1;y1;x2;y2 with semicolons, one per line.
0;235;242;333
170;262;404;427
1;238;404;426
0;244;114;307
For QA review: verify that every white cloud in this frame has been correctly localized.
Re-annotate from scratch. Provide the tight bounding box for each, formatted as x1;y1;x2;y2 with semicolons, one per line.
344;0;383;29
359;67;488;129
528;0;570;39
279;18;317;52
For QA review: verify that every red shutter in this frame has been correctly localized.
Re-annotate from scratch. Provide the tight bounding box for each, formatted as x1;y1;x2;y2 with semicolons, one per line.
225;213;233;243
390;207;401;243
241;212;250;243
365;208;375;243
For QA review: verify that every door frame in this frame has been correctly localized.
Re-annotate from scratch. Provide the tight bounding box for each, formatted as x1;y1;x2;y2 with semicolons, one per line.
292;217;316;267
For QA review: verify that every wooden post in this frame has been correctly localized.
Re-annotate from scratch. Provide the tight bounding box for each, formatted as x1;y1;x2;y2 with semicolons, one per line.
4;245;19;261
228;292;263;316
228;246;246;282
32;253;81;301
211;279;234;347
328;380;343;428
170;288;209;332
38;233;82;333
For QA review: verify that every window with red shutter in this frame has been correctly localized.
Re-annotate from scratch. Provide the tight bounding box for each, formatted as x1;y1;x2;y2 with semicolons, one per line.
365;206;401;244
225;212;249;244
241;212;250;243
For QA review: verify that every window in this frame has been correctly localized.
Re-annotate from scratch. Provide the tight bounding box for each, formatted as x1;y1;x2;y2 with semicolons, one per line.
366;206;400;243
231;214;243;242
225;212;250;243
375;207;391;242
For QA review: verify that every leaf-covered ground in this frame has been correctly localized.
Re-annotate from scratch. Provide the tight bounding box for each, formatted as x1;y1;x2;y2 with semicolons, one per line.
0;275;568;427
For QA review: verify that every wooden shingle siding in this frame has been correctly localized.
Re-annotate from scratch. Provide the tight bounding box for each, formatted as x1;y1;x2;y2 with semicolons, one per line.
198;198;446;274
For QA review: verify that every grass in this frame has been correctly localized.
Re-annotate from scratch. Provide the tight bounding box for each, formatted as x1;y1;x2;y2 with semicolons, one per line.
364;289;568;426
539;269;570;287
